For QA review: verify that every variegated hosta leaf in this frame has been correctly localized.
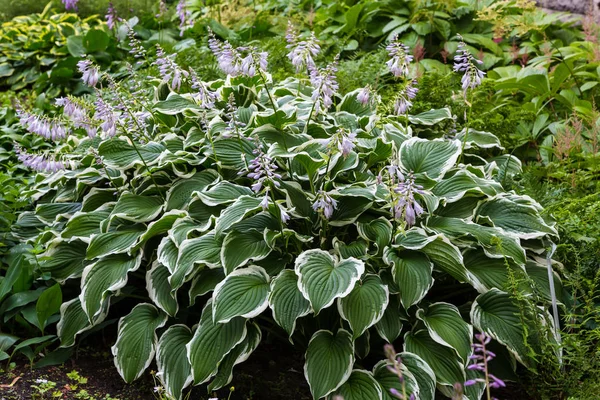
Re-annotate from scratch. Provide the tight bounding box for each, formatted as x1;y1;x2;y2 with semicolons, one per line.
86;228;145;260
80;254;142;322
382;248;433;309
372;357;420;400
416;302;473;364
432;170;502;203
110;193;164;223
171;233;221;290
134;210;187;250
330;370;383;400
404;329;465;388
195;181;254;206
187;301;247;385
39;240;88;283
474;194;557;239
295;249;365;314
375;295;404;344
212;265;270;323
328;195;373;227
338;274;389;339
399;137;461;181
147;261;178;317
400;352;436;400
61;211;110;241
156;325;193;400
268;269;311;339
111;304;167;383
304;329;354;400
455;128;503;150
221;229;272;274
57;298;104;348
471;288;537;367
208;322;262;391
157;237;179;273
356;217;393;254
189;268;225;305
165;170;219;211
98;139;165;169
214;196;262;237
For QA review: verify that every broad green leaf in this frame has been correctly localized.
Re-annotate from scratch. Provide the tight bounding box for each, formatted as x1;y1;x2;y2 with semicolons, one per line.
432;170;502;203
111;193;164;223
416;302;472;364
155;94;201;114
135;210;187;249
329;195;373;227
187;302;247;384
212;266;270;323
375;295;404;343
61;211;110;240
56;298;99;348
36;284;62;331
331;370;383;400
172;233;221;290
195;181;254;206
372;358;419;400
305;329;354;399
295;249;365;314
357;218;393;254
86;228;144;260
189;268;225;305
401;352;436;400
157;237;179;273
268;269;311;339
221;229;272;274
166;170;219;211
455;128;503;150
404;330;465;387
112;304;167;383
80;254;142;322
338;274;388;339
84;29;109;52
407;108;452;125
98;139;165;169
383;248;433;309
399;138;460;180
156;325;193;400
39;241;88;283
147;262;178;317
214;196;262;237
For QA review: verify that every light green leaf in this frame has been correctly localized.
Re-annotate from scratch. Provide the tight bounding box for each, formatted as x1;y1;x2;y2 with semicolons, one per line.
408;108;452;126
383;248;433;309
295;249;365;314
399;138;460;180
305;329;354;399
221;229;272;275
36;284;62;331
338;274;388;339
455;128;503;150
156;325;193;400
268;269;311;339
212;266;270;323
112;304;167;383
98;139;165;169
331;370;383;400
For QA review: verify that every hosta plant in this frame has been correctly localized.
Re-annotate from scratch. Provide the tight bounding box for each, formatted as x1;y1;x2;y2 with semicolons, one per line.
13;37;562;400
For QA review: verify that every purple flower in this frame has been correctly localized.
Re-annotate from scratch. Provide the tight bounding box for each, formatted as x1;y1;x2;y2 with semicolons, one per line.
393;81;418;116
260;189;270;210
383;344;415;400
189;69;218;108
453;35;486;95
176;0;193;36
392;173;425;226
240;143;282;193
309;57;339;113
208;30;243;76
156;0;168;18
106;2;119;29
222;93;246;137
329;127;357;157
286;22;320;73
17;108;68;141
128;28;147;60
155;45;189;90
312;190;337;219
239;47;269;77
357;87;370;105
279;207;290;224
62;0;78;11
77;60;100;87
386;36;413;78
94;96;120;138
464;332;506;392
15;145;65;173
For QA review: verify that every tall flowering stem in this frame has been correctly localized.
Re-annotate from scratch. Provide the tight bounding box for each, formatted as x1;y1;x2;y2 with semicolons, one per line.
386;36;413;78
305;57;339;133
176;0;193;37
465;332;506;400
106;2;119;30
62;0;79;11
286;22;320;74
155;45;189;91
384;344;415;400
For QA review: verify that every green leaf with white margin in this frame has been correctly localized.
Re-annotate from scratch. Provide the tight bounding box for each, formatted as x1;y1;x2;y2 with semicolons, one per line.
57;298;104;348
269;269;311;339
295;249;365;315
156;325;193;400
86;228;145;260
408;108;453;126
372;358;419;400
416;302;473;364
395;228;471;283
404;329;465;387
455;128;503;150
338;274;389;339
112;304;167;383
61;211;110;241
329;195;373;227
427;216;526;266
39;240;88;283
399;137;461;181
80;254;142;322
98;139;165;169
157;237;179;274
330;370;383;400
187;301;247;384
214;196;262;237
212;265;270;323
474;194;557;239
305;329;354;399
134;210;187;250
357;217;393;255
147;261;178;317
432;170;502;203
189;268;225;305
166;170;219;211
208;322;262;391
110;193;164;223
471;288;535;366
375;295;404;343
171;233;222;290
221;229;272;275
400;352;436;400
383;248;433;309
195;181;254;206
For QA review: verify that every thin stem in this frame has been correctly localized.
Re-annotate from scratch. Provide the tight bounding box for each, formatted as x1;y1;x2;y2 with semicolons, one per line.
259;71;277;110
460;91;474;164
482;339;492;400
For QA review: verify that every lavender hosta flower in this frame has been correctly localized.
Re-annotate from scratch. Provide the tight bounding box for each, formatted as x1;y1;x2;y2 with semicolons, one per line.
239;47;269;78
386;36;413;78
392;173;425;226
377;164;404;186
222;93;246;138
128;28;147;60
393;81;418;116
15;145;65;173
312;190;337;219
106;2;118;29
279;206;290;224
189;69;218;108
260;189;270;210
309;57;339;113
356;85;380;108
156;0;168;18
208;30;242;76
95;96;120;138
465;332;506;393
17;109;68;141
62;0;79;10
328;128;357;158
383;344;415;400
241;144;282;193
77;60;100;87
286;22;320;73
56;96;97;137
453;36;486;95
155;45;189;90
176;0;193;36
